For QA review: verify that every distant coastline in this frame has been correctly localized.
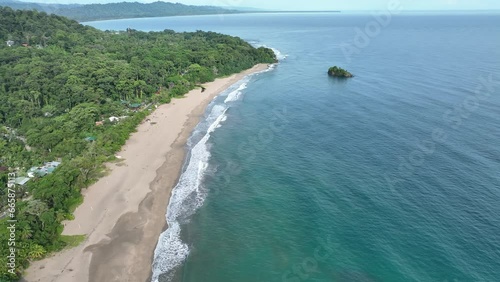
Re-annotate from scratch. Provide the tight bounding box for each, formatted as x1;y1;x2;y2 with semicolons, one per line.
80;11;343;24
0;0;342;22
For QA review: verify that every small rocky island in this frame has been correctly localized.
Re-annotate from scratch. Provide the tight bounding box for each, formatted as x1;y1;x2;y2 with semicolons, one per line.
328;66;353;78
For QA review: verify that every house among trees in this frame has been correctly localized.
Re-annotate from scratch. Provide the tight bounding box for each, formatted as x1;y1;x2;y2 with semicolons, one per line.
6;40;14;47
27;161;61;178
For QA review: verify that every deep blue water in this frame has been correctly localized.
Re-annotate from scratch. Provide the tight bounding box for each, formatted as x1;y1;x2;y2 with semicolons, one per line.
87;13;500;282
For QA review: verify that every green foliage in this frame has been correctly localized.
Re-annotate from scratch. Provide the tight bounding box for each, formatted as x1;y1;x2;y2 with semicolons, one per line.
0;1;241;22
0;7;277;281
0;0;74;15
60;234;86;249
327;66;353;78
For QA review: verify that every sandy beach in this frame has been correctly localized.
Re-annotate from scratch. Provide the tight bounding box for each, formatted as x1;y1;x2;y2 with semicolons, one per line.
22;63;269;282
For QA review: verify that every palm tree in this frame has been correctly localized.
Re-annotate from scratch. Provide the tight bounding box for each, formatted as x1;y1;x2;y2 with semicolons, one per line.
20;226;33;240
28;244;46;260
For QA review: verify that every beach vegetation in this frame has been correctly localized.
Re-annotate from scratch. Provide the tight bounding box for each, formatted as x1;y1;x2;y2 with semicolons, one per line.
60;235;86;249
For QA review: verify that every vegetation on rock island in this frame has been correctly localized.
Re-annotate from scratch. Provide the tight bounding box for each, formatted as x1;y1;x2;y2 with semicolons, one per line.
328;66;353;78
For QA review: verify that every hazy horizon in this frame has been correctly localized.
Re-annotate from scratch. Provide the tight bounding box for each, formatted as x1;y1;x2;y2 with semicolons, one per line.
13;0;500;11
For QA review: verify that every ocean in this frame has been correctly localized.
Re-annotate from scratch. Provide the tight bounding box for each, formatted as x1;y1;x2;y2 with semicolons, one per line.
87;12;500;282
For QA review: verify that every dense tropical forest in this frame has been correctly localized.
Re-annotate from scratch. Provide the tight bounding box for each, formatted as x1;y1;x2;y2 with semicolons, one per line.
0;0;77;12
0;7;276;280
56;1;239;22
0;0;240;22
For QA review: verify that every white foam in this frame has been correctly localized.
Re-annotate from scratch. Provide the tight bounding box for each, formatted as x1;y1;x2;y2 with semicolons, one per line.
271;47;288;60
151;222;188;282
255;44;288;61
251;41;288;61
224;82;248;103
219;115;228;124
259;63;277;73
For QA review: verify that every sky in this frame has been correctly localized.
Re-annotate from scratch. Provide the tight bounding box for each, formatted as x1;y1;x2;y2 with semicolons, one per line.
17;0;500;11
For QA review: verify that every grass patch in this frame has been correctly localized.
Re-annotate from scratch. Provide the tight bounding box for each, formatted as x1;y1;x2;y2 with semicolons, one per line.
60;235;86;249
67;196;84;213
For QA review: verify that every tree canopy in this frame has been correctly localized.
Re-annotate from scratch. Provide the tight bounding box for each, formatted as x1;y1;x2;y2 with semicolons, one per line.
0;1;240;22
0;7;276;280
327;66;353;78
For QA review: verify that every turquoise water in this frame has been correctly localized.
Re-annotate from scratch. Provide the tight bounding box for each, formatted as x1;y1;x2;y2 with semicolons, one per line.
87;13;500;282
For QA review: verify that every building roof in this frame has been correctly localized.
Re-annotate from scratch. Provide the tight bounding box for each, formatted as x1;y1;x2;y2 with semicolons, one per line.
129;103;142;108
85;136;97;142
28;166;39;172
14;177;30;186
28;161;61;177
36;170;48;177
46;161;61;167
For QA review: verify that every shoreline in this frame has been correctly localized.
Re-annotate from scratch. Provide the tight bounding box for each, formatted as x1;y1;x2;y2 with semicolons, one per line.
23;63;269;282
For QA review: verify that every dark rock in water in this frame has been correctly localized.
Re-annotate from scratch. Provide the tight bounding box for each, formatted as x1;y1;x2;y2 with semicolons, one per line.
328;66;353;78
